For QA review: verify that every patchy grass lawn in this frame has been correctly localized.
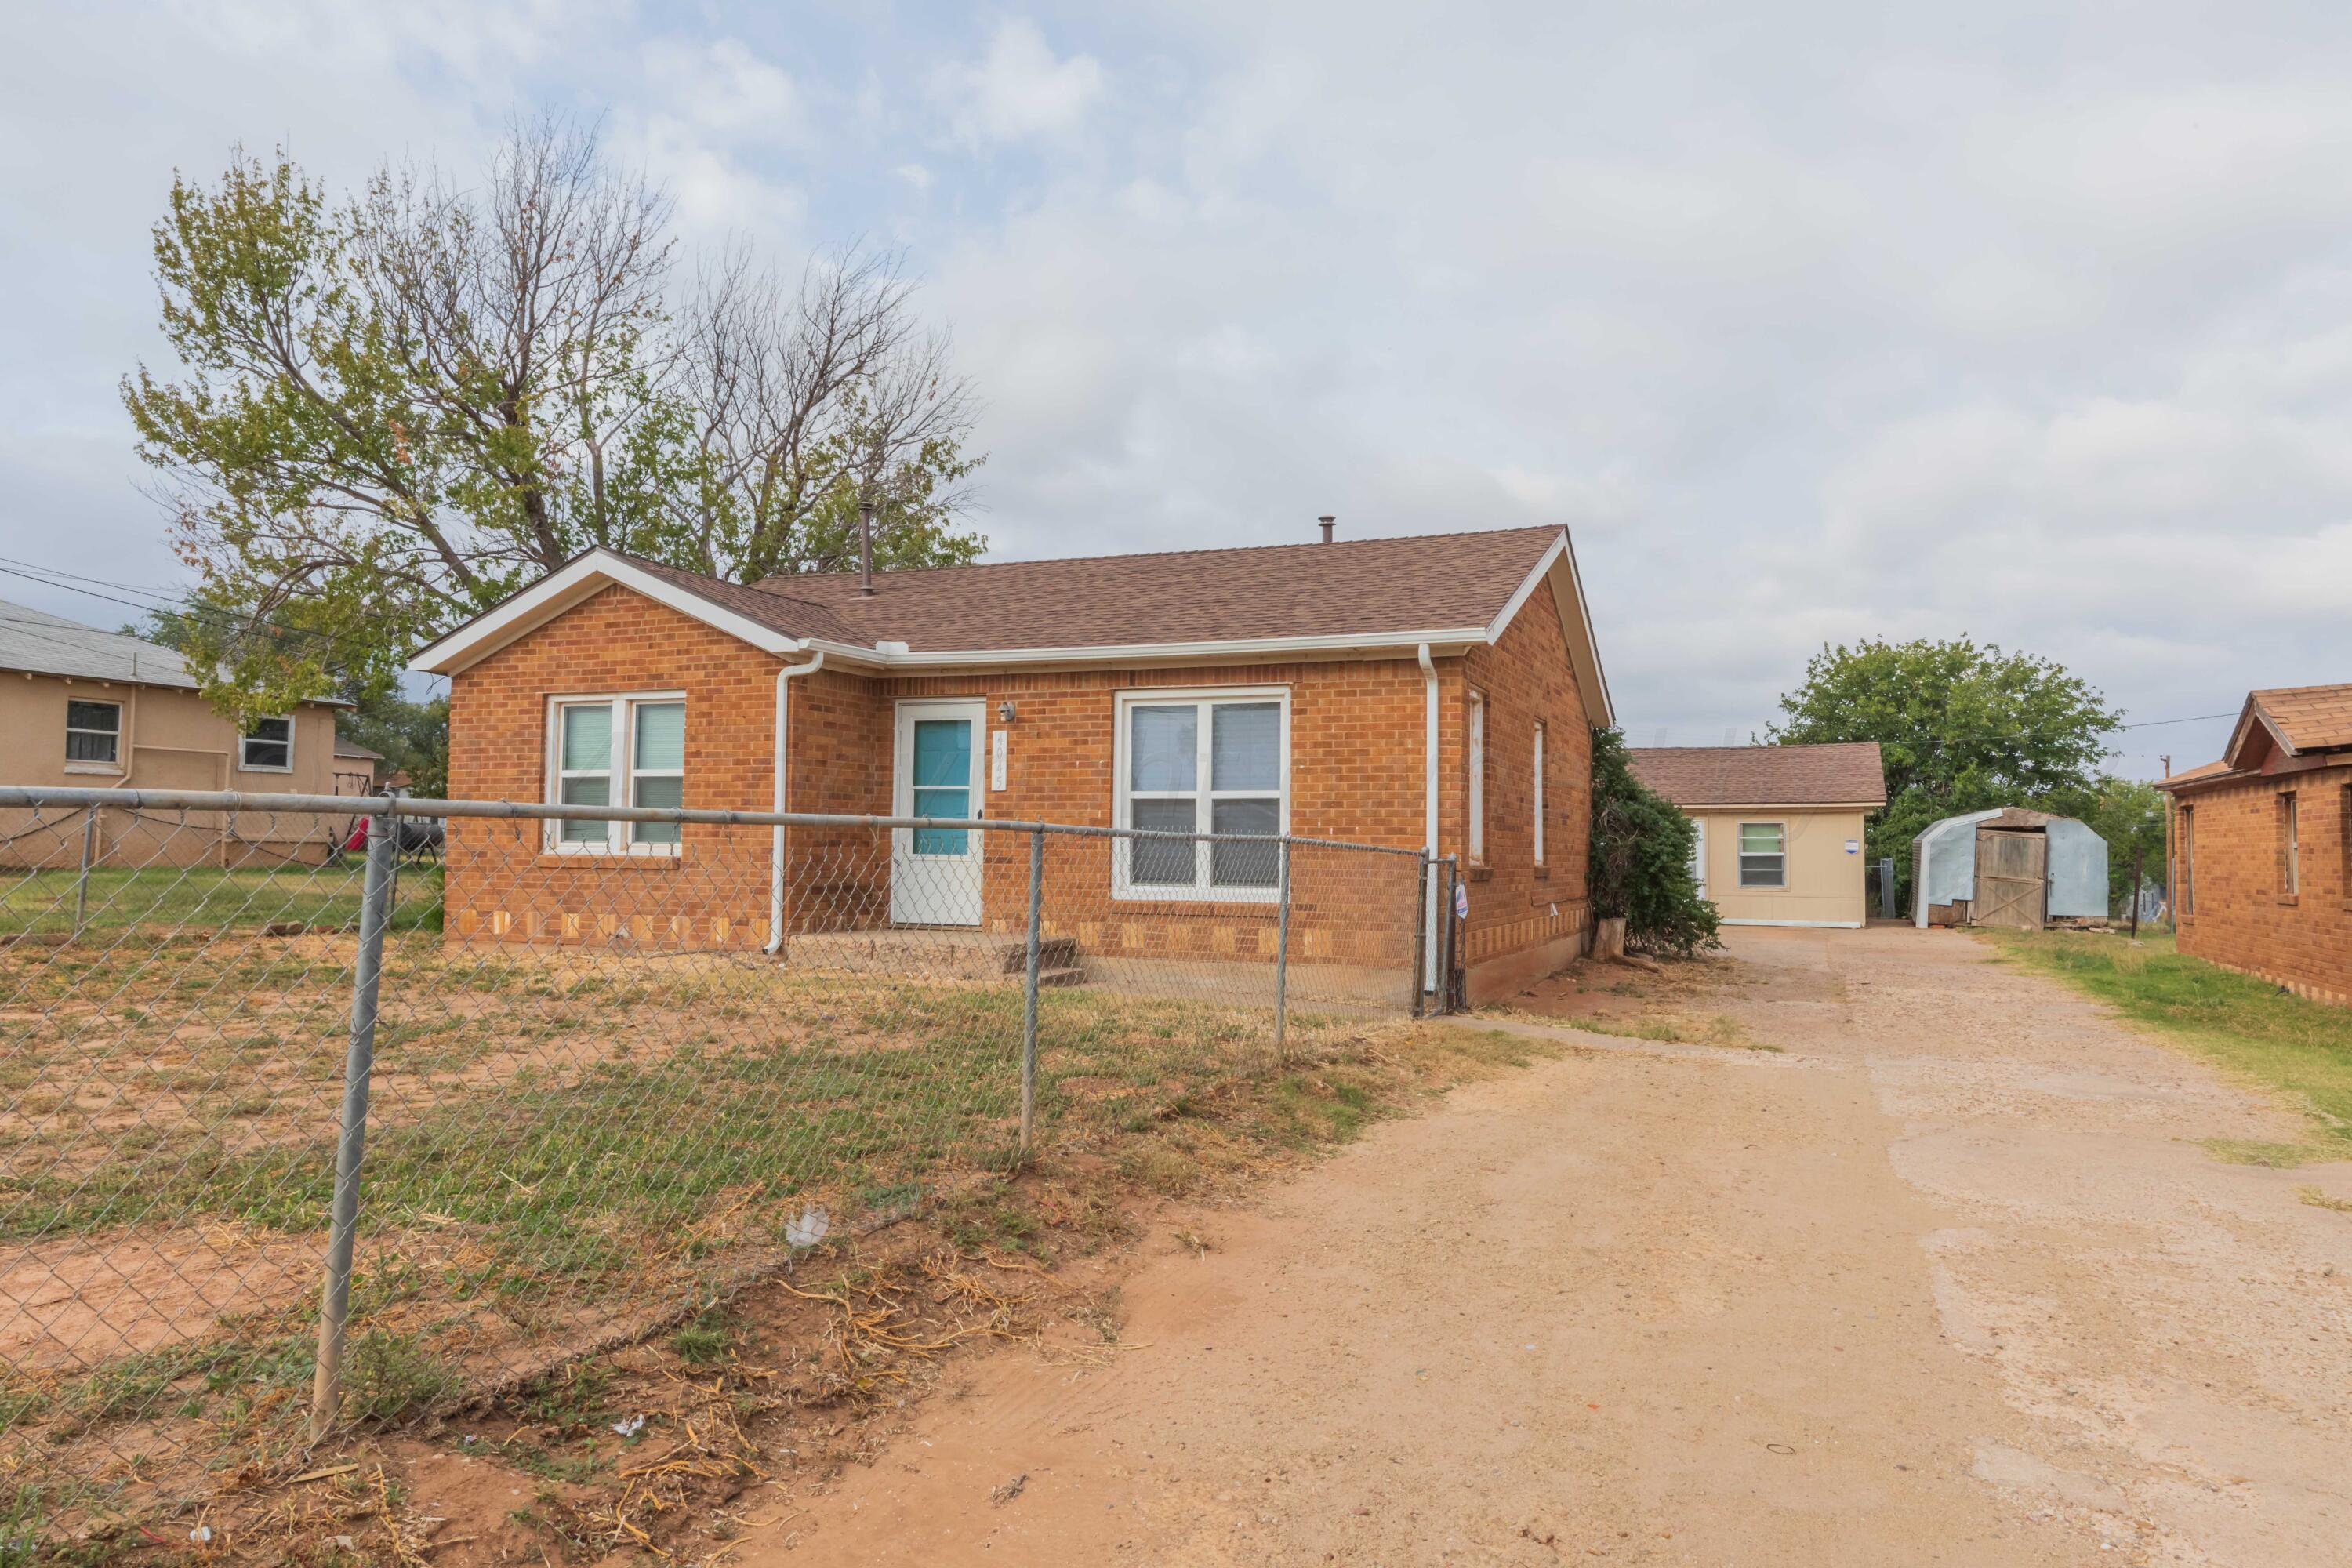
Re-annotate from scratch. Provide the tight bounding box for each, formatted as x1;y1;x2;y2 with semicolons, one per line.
1984;929;2352;1156
5;1011;1559;1562
0;863;442;937
0;906;1531;1555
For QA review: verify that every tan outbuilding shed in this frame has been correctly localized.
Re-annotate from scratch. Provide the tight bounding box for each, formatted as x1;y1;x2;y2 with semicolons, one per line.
1628;743;1888;928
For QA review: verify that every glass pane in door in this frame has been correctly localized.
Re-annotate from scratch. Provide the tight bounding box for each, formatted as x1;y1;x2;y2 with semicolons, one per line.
911;719;972;854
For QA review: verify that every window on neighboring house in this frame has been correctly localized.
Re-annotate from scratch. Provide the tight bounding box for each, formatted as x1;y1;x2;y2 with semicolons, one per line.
2281;792;2299;895
1739;822;1786;887
1533;721;1547;866
1116;689;1287;898
2177;805;2194;916
65;700;121;768
549;695;687;853
238;716;293;772
1688;818;1707;898
1468;690;1486;863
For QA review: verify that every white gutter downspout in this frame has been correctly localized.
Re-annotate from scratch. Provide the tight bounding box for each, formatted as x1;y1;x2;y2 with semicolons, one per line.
1417;642;1439;993
765;650;826;954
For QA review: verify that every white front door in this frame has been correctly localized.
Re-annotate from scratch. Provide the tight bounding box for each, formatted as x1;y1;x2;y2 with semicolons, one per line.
891;699;985;927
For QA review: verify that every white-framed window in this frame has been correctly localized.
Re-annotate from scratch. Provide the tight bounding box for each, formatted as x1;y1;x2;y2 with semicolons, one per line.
1532;720;1547;866
238;716;294;772
1739;821;1786;888
65;699;122;770
546;693;687;855
2281;792;2299;895
1688;818;1707;898
1112;686;1289;901
1467;690;1486;864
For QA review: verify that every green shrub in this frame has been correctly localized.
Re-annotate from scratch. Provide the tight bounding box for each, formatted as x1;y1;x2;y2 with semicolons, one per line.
1588;727;1721;957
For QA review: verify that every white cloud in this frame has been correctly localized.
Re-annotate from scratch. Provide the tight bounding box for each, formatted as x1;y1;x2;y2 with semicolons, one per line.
10;1;2352;779
930;19;1105;148
643;38;804;144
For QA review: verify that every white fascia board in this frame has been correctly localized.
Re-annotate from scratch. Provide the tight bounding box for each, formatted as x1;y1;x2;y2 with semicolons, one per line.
1481;532;1569;646
1479;528;1617;728
795;626;1490;671
1672;800;1887;812
410;550;803;674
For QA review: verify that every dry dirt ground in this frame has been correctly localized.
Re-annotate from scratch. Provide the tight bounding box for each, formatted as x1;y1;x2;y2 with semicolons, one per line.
724;925;2352;1566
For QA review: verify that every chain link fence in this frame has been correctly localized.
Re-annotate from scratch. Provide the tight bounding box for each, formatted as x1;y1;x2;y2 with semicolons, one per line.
0;786;1440;1537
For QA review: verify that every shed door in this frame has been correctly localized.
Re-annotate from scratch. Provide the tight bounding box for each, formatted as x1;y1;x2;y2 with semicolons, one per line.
1973;829;2047;929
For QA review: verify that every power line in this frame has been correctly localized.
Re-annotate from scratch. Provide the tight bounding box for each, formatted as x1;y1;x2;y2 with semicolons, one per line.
0;557;447;689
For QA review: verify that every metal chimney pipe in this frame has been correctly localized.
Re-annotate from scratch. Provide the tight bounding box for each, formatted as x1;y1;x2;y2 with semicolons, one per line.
858;501;877;596
1318;514;1335;544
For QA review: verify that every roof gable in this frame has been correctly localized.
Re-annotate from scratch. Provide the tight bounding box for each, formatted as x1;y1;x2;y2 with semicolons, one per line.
412;527;1614;722
1626;742;1888;808
2225;682;2352;769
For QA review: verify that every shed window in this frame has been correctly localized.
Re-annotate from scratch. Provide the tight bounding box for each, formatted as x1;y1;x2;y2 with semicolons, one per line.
2281;792;2299;896
549;695;686;854
1739;822;1786;888
65;700;121;768
239;717;293;772
1115;689;1287;899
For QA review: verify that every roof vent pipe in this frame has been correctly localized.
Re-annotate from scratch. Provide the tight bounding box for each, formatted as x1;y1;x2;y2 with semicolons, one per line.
1318;514;1335;543
858;501;877;596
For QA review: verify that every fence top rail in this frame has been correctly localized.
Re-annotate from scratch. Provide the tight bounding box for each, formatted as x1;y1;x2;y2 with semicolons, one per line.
0;786;1425;858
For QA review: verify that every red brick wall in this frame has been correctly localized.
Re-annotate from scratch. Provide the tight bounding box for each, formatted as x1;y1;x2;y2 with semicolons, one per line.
1454;576;1593;975
444;579;1597;982
444;585;785;946
2172;764;2352;1006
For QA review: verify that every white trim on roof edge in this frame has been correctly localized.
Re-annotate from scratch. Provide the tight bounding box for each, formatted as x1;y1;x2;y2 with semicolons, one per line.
412;551;801;673
412;535;1615;702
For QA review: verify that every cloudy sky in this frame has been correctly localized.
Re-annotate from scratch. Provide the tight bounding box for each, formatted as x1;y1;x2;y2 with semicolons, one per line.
6;1;2347;777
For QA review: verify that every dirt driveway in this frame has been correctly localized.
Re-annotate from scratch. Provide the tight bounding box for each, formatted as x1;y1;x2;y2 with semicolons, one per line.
735;927;2352;1566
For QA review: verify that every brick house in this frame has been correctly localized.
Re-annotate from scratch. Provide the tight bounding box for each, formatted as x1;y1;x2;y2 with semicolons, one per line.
2157;683;2352;1006
412;524;1615;1004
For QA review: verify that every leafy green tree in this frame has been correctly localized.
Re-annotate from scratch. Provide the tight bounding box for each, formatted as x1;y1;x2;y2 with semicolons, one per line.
1769;637;2122;904
339;691;449;799
1588;727;1721;956
2082;775;2168;916
123;120;983;721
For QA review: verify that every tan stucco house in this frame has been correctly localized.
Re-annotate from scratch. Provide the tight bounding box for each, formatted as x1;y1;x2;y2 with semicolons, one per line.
0;600;356;867
1628;742;1886;928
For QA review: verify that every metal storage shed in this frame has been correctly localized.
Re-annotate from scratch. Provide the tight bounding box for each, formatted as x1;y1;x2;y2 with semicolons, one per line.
1911;807;2108;929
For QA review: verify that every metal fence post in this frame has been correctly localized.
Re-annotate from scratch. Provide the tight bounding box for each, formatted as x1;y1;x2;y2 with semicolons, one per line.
1273;837;1292;1062
1019;827;1044;1153
1410;852;1432;1018
1430;860;1449;1020
72;808;97;938
308;810;398;1444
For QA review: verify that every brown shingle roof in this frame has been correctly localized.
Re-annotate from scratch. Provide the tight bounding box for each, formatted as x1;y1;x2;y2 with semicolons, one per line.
620;525;1564;653
1627;742;1887;808
2250;683;2352;754
2154;758;2234;792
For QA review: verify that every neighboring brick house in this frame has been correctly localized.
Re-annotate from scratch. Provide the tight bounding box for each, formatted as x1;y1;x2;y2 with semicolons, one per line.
411;524;1614;1003
2157;683;2352;1006
1628;743;1886;927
